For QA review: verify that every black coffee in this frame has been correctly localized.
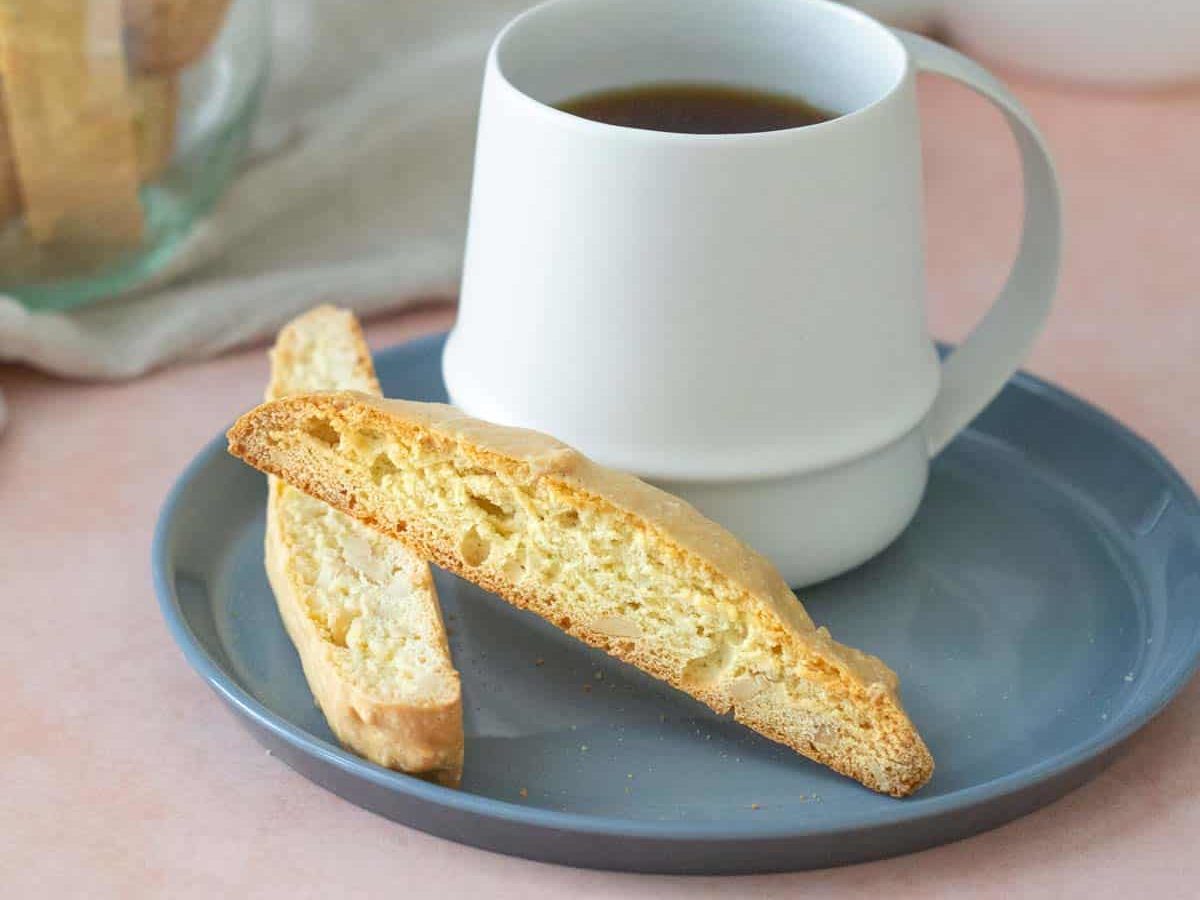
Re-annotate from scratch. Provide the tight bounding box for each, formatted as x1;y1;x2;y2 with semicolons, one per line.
556;82;837;134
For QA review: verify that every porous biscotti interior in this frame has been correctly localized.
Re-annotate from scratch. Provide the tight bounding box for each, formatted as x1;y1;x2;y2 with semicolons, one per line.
274;487;457;705
285;409;926;794
269;309;379;400
270;309;455;706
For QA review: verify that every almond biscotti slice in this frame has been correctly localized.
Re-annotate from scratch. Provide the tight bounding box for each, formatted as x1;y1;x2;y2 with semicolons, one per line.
230;392;933;796
264;308;462;786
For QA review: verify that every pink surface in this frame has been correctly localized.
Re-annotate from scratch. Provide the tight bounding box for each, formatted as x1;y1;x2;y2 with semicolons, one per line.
3;73;1199;897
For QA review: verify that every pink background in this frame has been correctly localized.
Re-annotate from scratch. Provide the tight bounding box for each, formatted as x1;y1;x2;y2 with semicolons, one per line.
3;72;1198;897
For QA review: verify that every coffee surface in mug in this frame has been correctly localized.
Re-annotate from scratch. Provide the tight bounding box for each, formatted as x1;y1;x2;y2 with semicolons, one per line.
557;82;837;134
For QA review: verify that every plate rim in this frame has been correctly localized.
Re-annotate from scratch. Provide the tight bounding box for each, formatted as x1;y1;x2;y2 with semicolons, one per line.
152;331;1200;844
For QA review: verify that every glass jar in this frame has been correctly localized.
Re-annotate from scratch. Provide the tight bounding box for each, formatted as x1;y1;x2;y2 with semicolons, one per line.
0;0;271;311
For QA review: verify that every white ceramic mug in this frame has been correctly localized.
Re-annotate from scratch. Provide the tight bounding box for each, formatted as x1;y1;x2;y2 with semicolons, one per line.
444;0;1061;586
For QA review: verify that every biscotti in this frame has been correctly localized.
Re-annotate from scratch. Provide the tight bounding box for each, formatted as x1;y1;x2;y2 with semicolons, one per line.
123;0;233;74
0;0;228;244
263;309;463;786
0;0;144;245
229;392;933;796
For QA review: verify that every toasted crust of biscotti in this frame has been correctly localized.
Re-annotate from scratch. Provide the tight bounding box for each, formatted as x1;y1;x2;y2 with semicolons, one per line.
265;308;462;786
230;392;934;796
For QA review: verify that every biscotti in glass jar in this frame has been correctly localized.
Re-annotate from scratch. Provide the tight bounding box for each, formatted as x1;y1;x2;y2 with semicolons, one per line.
0;0;270;310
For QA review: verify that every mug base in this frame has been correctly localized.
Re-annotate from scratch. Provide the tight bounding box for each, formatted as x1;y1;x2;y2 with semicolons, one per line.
649;426;928;587
448;375;928;588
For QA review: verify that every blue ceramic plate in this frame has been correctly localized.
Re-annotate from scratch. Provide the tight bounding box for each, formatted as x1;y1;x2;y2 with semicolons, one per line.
153;333;1200;873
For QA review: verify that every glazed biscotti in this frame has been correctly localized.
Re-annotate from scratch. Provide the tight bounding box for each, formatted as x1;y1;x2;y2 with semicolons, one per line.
263;308;462;786
229;391;933;796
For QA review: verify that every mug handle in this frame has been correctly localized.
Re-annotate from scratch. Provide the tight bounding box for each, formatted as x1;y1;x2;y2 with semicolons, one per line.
896;31;1063;456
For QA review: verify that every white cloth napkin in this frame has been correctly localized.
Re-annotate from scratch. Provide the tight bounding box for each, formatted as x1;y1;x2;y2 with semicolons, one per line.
0;0;533;398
